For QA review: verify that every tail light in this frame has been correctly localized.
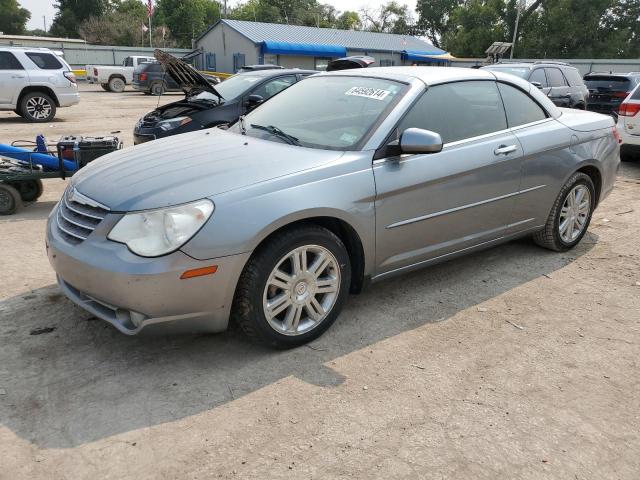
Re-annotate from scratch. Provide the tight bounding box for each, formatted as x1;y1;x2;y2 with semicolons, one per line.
140;73;147;82
618;102;640;117
93;67;98;76
63;71;76;83
612;127;622;144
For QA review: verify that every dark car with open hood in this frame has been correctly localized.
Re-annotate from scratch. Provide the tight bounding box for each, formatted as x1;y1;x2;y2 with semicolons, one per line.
133;50;316;145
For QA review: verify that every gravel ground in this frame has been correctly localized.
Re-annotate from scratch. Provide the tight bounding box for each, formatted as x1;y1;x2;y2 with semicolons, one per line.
1;84;639;480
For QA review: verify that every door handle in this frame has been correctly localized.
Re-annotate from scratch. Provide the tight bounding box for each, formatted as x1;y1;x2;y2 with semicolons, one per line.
494;144;517;155
11;75;25;79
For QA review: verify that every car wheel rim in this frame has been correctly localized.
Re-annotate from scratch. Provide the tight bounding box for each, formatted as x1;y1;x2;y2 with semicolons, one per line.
0;189;12;210
559;185;591;243
263;245;341;336
26;97;51;120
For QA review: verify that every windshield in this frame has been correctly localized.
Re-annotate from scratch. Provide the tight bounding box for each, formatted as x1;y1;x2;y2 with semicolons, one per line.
189;74;262;102
240;75;406;150
584;76;631;91
482;66;530;78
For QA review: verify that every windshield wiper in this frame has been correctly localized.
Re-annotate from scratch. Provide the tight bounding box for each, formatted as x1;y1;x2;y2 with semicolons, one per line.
249;124;300;146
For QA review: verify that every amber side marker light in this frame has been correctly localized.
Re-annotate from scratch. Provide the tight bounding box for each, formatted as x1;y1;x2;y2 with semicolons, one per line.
180;265;218;279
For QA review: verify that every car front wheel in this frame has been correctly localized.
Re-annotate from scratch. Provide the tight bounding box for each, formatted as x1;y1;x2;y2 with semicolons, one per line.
232;225;351;348
533;172;595;251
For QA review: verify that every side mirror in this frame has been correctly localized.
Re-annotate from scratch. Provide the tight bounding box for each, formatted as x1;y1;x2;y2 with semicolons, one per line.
531;81;543;89
398;128;443;154
245;94;264;108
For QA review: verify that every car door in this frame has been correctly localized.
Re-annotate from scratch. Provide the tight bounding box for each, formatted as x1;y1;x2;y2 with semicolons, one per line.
241;75;297;114
0;51;28;106
373;80;524;275
546;67;571;107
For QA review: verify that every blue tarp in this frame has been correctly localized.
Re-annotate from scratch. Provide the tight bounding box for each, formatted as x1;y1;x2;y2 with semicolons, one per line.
402;50;450;63
262;40;346;57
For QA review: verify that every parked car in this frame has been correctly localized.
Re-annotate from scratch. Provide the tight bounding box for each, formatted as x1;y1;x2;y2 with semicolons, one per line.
481;61;589;109
0;46;79;122
86;55;154;92
584;72;640;116
132;61;220;96
616;83;640;161
133;50;315;144
326;56;375;71
46;67;619;348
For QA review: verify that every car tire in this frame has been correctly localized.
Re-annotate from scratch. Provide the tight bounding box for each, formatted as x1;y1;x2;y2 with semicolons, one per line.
533;172;595;252
108;77;125;93
100;83;110;91
0;184;23;215
19;92;56;123
150;81;165;96
232;225;351;349
13;179;44;202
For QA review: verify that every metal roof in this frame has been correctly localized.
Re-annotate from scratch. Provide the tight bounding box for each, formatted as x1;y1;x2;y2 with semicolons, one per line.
199;19;446;55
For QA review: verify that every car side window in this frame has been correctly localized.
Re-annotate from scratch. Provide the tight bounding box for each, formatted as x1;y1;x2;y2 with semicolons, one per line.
0;51;24;70
529;68;547;87
397;80;507;144
546;68;568;87
562;68;585;87
25;52;62;70
251;75;297;100
497;83;548;127
124;57;133;67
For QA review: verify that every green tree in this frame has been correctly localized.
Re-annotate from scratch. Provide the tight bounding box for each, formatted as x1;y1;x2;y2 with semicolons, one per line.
442;0;506;56
415;0;460;48
0;0;31;35
154;0;221;47
361;1;414;34
50;0;110;38
336;11;361;30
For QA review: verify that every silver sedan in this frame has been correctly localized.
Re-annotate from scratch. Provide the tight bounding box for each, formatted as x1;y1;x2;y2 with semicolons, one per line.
46;67;620;348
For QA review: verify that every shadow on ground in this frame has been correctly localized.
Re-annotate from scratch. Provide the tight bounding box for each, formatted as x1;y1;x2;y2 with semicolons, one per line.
0;234;596;448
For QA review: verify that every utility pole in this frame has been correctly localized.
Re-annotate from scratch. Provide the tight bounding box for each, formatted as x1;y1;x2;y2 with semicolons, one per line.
42;16;47;32
510;0;525;59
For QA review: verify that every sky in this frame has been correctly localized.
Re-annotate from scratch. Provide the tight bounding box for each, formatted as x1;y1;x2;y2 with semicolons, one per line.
19;0;419;32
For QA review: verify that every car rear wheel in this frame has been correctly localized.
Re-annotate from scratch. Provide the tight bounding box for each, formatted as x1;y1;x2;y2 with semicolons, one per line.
108;77;125;93
19;92;56;122
150;81;165;96
0;184;23;215
232;225;351;348
13;179;44;202
533;172;595;251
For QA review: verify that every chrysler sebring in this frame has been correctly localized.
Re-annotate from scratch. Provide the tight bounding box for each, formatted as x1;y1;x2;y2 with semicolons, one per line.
46;67;619;348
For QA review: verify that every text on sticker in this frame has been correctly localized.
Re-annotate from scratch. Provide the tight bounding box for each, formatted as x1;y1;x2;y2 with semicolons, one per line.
345;86;390;100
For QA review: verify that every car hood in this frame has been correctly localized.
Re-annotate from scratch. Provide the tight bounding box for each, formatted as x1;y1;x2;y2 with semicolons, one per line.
72;128;343;212
154;48;222;100
141;98;220;123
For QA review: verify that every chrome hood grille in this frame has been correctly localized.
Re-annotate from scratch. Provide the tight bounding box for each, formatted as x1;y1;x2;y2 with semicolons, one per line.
56;187;110;244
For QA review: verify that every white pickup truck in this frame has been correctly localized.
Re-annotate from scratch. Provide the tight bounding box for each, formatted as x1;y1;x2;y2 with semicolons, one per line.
86;56;154;92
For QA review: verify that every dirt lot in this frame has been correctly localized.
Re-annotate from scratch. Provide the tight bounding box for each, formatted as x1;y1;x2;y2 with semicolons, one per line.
1;84;639;479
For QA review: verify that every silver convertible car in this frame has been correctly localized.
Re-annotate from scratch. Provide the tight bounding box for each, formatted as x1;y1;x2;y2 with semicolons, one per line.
46;67;619;348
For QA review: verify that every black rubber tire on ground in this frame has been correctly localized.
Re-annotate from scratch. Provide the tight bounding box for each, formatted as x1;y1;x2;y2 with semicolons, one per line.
231;225;352;349
18;92;56;123
100;83;110;91
0;184;23;215
108;76;126;93
12;179;44;202
533;172;596;252
150;81;165;96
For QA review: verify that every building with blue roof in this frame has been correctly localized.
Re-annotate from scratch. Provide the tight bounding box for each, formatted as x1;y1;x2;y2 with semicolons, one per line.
194;19;452;73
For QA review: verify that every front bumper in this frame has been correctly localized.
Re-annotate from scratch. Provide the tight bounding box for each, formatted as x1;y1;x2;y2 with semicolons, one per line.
46;203;250;335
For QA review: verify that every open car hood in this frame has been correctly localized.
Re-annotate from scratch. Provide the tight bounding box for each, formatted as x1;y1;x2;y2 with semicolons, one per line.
154;48;223;100
326;56;375;72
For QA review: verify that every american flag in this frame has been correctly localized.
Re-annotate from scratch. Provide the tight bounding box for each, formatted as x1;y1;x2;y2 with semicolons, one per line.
146;0;153;17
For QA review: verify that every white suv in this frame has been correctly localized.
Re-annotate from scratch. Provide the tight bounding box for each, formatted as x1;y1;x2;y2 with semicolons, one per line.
617;83;640;161
0;47;80;122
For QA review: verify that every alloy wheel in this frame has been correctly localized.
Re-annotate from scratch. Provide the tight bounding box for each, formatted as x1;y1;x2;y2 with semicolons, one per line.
26;97;52;120
263;245;341;336
558;184;591;243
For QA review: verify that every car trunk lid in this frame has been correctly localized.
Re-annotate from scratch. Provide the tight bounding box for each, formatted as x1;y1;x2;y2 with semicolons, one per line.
556;108;615;132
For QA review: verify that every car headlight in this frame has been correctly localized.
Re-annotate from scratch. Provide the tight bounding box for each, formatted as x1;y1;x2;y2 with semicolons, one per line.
107;199;214;257
157;116;192;131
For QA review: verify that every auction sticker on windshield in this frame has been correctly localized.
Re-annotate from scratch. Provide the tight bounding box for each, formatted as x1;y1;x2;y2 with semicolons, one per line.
345;86;390;100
